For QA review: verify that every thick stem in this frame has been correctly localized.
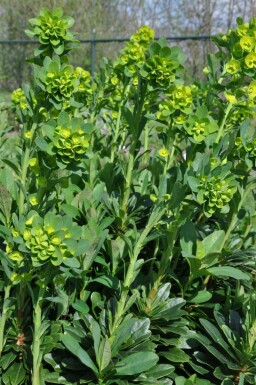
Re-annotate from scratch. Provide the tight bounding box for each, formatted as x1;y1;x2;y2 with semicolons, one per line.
0;285;11;356
110;107;122;163
120;142;135;218
110;206;165;332
163;124;173;175
120;80;147;221
142;123;149;165
18;123;37;215
18;145;30;216
32;286;45;385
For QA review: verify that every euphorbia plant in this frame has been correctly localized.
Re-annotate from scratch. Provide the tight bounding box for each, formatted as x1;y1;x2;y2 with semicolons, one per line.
0;8;255;385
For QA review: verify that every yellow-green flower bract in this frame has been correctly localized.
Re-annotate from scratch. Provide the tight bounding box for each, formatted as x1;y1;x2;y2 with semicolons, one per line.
198;175;237;217
53;125;90;164
27;7;75;55
11;88;28;110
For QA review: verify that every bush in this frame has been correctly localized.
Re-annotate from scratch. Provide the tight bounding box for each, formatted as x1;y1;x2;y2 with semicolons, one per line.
0;8;255;385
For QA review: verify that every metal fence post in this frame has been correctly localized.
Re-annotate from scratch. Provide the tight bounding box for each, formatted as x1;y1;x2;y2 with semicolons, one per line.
90;25;96;77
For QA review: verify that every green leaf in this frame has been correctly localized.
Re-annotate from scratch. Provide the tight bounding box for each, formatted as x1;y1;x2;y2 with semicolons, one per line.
207;266;250;280
188;290;212;303
2;363;26;385
180;220;197;256
144;363;175;379
0;352;16;370
1;159;20;177
91;275;120;289
115;352;159;375
61;204;80;218
169;182;185;209
202;230;225;255
62;333;98;374
90;317;101;362
35;137;49;152
148;41;160;56
98;337;111;371
187;176;201;192
0;182;12;223
161;347;190;363
72;300;89;314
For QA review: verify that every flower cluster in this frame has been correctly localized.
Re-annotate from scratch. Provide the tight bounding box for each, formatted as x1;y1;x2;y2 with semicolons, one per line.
225;98;255;129
52;124;90;165
217;18;256;81
11;88;28;110
74;67;92;93
157;84;193;123
197;175;237;217
185;106;218;142
142;55;177;89
26;7;76;56
36;56;79;108
41;111;92;166
235;137;256;159
114;26;154;76
10;212;81;266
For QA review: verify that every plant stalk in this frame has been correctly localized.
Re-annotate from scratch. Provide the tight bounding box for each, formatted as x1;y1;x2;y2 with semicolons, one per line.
110;206;165;332
110;106;122;163
0;284;11;356
32;286;45;385
18;123;37;215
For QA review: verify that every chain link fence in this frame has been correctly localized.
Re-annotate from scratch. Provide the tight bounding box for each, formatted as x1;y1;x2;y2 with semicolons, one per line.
0;35;216;91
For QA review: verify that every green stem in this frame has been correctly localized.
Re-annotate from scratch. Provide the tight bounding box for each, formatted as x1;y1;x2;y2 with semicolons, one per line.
120;80;147;220
18;123;37;215
110;107;122;163
215;103;232;144
143;122;149;164
167;134;178;170
121;142;135;218
32;286;45;385
0;285;11;356
110;206;165;332
163;125;172;175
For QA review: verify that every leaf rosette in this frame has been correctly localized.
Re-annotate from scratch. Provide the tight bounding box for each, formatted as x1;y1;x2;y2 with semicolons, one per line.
35;56;79;109
39;111;93;167
18;211;81;267
197;174;238;217
156;84;193;122
26;7;76;56
184;106;218;142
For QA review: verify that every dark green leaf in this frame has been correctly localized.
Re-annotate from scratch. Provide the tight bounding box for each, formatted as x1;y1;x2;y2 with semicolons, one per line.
62;333;98;374
207;266;250;280
115;352;158;375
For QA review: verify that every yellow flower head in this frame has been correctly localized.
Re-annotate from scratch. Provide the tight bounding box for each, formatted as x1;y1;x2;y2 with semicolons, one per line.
240;36;255;51
29;195;39;206
150;194;158;202
225;59;240;74
9;251;23;262
245;52;256;68
224;92;237;104
237;23;249;37
29;158;39;168
248;80;256;101
158;148;169;157
25;131;32;139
